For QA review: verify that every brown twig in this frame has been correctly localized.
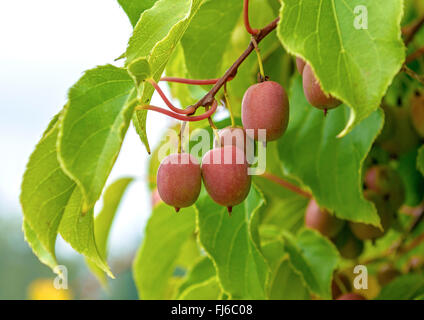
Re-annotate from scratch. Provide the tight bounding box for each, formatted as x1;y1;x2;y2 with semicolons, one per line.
402;65;424;85
189;17;280;113
261;172;312;199
405;46;424;64
399;233;424;254
403;15;424;45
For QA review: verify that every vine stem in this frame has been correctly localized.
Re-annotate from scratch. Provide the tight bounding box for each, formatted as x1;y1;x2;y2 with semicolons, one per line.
189;17;280;113
146;78;194;114
261;172;312;199
403;15;424;45
402;65;424;85
405;46;424;64
136;100;218;122
243;0;259;36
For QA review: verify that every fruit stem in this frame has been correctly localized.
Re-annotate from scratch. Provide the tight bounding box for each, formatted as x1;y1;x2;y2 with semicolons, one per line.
252;37;266;81
261;172;312;198
243;0;259;36
205;105;221;142
334;275;349;295
135;100;218;122
178;122;187;154
147;78;194;114
224;82;236;128
160;77;220;85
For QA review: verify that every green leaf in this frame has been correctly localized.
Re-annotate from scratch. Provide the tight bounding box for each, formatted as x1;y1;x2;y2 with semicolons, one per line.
179;277;221;300
58;187;113;278
282;229;339;299
133;204;196;300
254;142;308;235
21;120;76;261
176;256;216;298
262;240;310;300
21;113;115;276
127;57;151;88
418;145;424;176
181;0;243;78
118;0;158;27
263;46;293;90
175;233;202;270
125;0;205;152
278;77;383;226
22;221;57;271
377;274;424;300
58;65;134;210
269;257;310;300
86;177;133;285
278;0;405;135
195;185;268;299
398;148;424;206
165;43;205;106
266;0;281;15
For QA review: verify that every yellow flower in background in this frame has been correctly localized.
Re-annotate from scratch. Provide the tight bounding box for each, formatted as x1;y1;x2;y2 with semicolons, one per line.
27;279;73;300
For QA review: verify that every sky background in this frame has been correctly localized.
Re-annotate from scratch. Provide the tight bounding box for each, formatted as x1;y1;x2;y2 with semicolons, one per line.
0;0;173;260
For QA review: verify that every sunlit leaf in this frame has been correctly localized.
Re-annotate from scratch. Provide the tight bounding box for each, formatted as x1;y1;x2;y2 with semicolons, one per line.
195;186;268;299
133;204;196;299
278;0;405;135
278;77;383;226
58;65;134;210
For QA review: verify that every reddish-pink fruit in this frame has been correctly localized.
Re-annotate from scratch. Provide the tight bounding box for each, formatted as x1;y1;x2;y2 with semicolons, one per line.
157;153;201;211
241;81;289;142
296;57;306;74
214;126;250;153
201;146;251;212
349;190;393;240
305;199;344;238
336;293;367;300
302;64;341;110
